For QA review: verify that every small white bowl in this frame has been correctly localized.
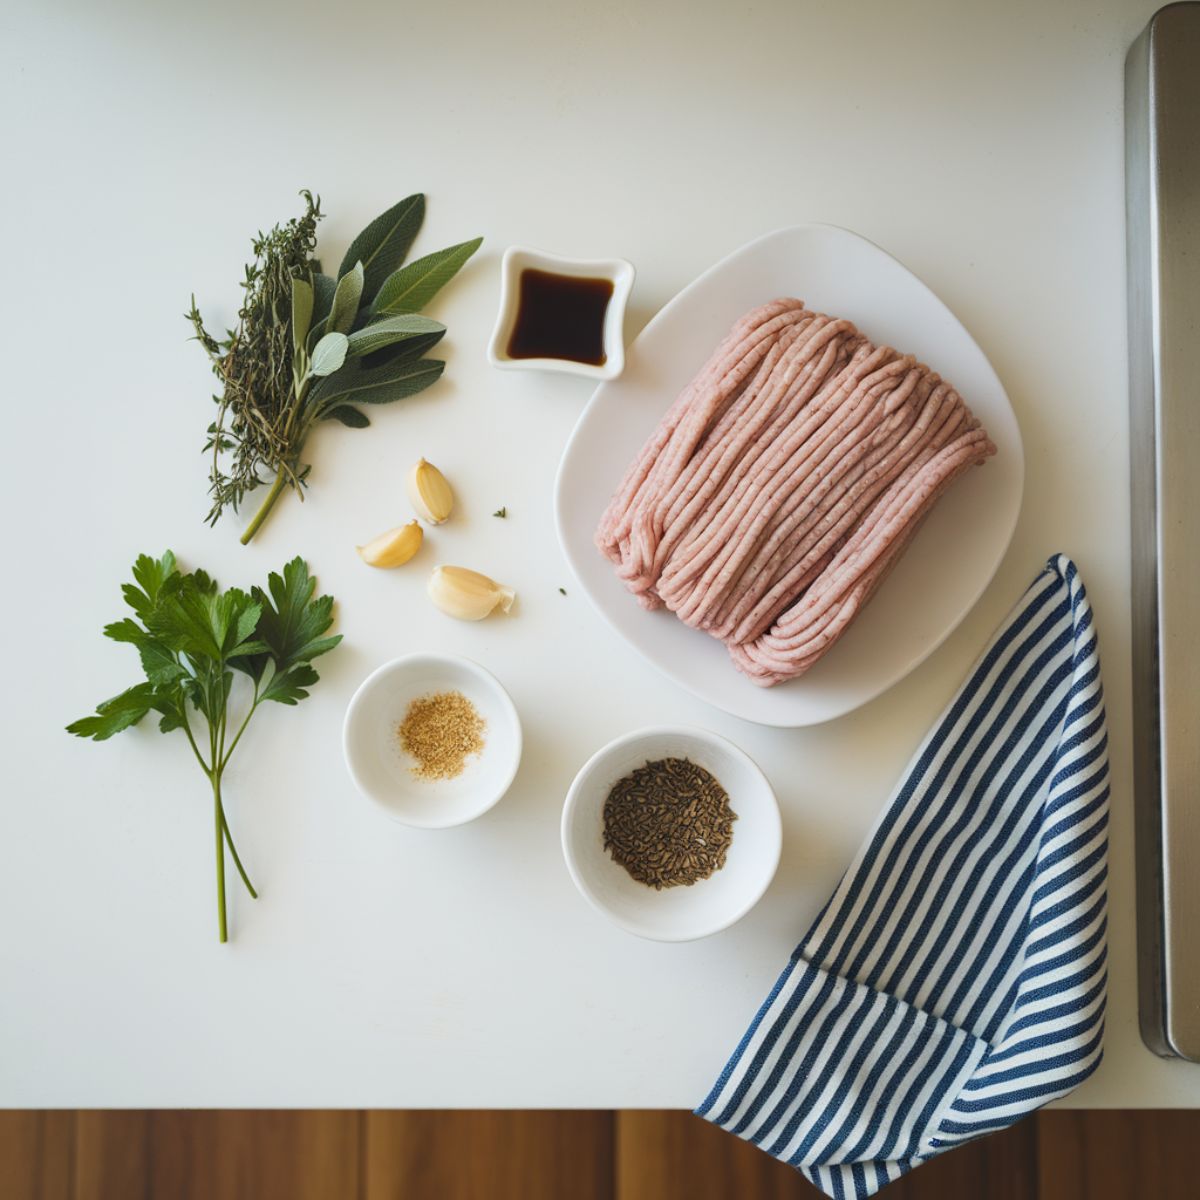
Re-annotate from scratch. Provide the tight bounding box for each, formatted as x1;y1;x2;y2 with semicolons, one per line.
487;245;635;381
561;726;781;941
342;654;522;828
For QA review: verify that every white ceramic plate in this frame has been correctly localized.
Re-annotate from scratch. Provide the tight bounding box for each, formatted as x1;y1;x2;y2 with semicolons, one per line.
554;225;1024;727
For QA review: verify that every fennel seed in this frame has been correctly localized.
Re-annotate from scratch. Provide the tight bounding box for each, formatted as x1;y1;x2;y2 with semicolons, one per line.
602;757;736;889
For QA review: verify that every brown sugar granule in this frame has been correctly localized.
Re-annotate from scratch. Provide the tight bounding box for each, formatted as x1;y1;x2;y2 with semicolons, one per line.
602;757;737;889
398;690;486;780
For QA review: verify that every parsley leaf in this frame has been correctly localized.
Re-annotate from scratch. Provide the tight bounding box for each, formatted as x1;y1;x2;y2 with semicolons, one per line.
121;551;179;621
147;578;263;663
65;682;157;741
251;557;342;674
259;663;321;706
137;640;190;687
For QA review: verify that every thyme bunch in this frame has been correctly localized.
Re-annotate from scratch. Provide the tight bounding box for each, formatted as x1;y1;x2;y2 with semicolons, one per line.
189;191;323;534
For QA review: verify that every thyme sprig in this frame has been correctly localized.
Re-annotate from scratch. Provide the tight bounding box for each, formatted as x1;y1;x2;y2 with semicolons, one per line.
189;192;322;533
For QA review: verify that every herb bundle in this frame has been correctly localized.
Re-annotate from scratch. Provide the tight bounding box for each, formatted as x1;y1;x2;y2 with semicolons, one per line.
67;553;342;941
188;192;481;543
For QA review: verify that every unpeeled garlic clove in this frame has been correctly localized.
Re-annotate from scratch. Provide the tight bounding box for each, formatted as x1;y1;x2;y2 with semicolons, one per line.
408;458;454;524
357;520;423;568
428;565;516;621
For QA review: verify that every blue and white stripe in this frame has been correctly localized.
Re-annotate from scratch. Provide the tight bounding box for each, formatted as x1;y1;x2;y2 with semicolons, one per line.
697;556;1108;1198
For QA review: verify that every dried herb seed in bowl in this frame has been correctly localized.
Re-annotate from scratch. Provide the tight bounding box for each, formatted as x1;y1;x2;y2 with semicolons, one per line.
602;757;736;889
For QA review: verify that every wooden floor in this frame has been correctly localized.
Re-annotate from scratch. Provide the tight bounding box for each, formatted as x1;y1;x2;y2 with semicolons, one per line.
2;1110;1195;1199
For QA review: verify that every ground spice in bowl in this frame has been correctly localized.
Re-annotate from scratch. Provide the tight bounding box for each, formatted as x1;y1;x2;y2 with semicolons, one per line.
398;690;486;780
602;757;737;889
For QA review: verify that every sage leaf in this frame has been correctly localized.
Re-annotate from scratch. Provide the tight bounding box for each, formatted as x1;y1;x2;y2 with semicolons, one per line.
323;405;371;428
360;328;446;370
312;273;337;326
371;237;483;315
305;274;339;352
346;314;444;358
291;276;313;354
310;356;445;407
339;194;425;300
327;262;364;335
354;366;444;406
311;331;349;376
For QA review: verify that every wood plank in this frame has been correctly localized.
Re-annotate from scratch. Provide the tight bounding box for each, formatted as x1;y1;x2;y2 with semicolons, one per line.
1036;1110;1200;1200
8;1105;1200;1200
74;1112;150;1200
884;1119;1037;1199
615;1111;816;1200
615;1110;1038;1200
147;1111;360;1200
365;1111;613;1200
0;1111;73;1200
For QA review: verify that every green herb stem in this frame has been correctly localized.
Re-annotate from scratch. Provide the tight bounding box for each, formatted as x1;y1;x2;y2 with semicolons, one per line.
220;802;258;899
213;773;228;944
215;695;259;899
219;693;260;775
180;714;212;780
240;472;289;545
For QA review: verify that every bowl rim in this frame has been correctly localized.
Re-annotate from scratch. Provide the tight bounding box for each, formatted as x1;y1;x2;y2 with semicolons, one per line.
487;243;635;381
560;724;782;941
342;651;523;829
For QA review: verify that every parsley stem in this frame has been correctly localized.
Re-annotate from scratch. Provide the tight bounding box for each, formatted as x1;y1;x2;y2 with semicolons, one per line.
240;471;289;545
213;773;227;944
213;688;258;897
219;700;260;775
219;795;257;899
181;716;211;780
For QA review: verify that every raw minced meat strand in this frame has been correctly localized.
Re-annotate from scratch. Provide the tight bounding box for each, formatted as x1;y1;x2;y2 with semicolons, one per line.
594;298;996;686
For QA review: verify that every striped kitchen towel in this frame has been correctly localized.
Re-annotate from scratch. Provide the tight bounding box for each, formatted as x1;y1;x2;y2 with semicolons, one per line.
697;555;1109;1199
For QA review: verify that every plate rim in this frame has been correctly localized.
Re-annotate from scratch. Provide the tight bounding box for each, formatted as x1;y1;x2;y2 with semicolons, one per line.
553;223;1025;727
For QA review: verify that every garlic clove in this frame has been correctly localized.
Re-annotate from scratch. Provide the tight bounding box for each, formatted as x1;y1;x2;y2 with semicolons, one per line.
408;457;454;524
357;520;423;568
428;565;516;621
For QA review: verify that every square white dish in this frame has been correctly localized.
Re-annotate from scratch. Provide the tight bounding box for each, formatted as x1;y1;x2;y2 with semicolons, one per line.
487;245;635;381
553;224;1024;727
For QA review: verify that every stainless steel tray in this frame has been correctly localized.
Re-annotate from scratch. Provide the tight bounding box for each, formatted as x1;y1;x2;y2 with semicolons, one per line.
1126;1;1200;1063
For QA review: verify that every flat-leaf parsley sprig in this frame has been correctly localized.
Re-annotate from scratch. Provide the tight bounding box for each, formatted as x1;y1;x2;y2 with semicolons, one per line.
67;552;342;941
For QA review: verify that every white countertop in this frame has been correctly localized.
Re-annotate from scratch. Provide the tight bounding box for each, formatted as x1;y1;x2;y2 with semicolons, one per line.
3;0;1198;1108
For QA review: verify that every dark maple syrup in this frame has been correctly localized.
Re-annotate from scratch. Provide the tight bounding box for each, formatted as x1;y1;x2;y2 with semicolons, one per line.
506;268;613;366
